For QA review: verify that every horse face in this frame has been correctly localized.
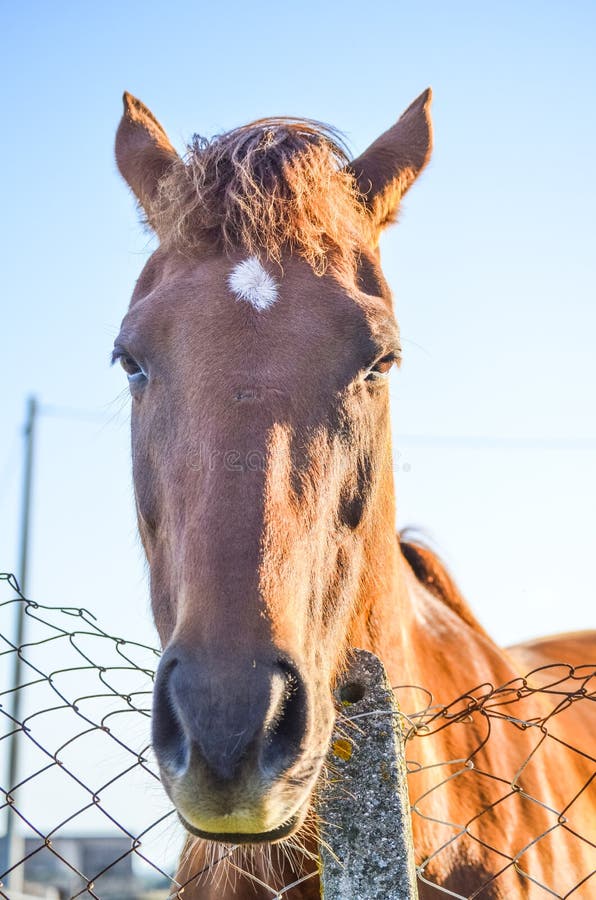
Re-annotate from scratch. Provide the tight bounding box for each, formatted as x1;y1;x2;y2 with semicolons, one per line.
114;92;431;842
114;249;399;838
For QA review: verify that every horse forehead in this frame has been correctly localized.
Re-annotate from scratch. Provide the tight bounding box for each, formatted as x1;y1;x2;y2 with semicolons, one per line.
126;252;381;353
141;254;350;314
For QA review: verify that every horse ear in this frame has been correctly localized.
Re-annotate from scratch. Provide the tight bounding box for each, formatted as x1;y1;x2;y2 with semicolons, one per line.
350;88;433;240
115;92;179;229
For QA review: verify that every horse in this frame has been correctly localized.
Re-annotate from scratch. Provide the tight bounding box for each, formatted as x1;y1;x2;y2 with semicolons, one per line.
113;90;595;898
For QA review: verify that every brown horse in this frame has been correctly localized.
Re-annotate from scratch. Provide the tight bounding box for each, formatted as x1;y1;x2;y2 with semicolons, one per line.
114;90;595;898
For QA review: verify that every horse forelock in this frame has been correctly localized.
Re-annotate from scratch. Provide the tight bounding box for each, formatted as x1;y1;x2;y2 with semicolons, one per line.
149;118;370;274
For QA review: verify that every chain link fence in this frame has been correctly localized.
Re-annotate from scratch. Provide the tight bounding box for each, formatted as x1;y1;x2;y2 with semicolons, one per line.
398;664;595;897
1;572;594;899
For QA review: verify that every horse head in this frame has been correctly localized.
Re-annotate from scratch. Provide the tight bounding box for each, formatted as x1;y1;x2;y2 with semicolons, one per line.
114;90;432;843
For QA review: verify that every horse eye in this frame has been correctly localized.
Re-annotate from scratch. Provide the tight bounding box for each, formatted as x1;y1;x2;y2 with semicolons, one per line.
116;353;147;384
119;355;141;376
365;354;396;382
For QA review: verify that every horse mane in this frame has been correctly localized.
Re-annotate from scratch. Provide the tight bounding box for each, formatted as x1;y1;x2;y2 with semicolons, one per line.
151;118;369;274
399;531;488;636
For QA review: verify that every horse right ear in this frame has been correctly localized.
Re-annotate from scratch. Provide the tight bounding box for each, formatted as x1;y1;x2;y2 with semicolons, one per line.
115;92;179;229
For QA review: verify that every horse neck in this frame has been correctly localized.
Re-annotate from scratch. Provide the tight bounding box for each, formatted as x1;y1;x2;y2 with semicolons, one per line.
348;457;519;701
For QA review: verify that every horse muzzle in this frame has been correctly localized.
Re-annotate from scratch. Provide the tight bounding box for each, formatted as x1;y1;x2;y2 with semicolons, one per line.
151;643;325;842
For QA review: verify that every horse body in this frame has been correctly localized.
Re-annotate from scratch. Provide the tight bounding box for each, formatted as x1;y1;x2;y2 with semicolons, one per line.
393;564;596;899
346;549;595;900
113;91;595;898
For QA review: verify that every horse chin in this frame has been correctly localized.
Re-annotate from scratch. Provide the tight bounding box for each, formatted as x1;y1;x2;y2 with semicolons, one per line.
177;806;306;844
164;760;319;846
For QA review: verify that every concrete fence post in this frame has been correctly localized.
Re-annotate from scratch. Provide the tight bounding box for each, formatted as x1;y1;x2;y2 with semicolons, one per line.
317;649;418;900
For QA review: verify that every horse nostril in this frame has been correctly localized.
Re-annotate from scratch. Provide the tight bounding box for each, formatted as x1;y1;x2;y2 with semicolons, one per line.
152;656;190;776
261;660;307;776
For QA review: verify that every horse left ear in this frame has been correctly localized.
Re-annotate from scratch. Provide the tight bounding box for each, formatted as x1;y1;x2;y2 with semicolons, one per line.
350;88;433;241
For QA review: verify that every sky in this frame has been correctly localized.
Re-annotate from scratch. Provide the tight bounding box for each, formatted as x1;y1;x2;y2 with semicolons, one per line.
0;0;595;846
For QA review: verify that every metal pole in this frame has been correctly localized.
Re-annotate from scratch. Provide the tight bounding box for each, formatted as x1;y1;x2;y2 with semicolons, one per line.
3;395;38;888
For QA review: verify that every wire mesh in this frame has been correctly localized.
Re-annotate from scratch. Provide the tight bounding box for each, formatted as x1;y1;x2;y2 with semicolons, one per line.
393;664;596;898
1;572;594;899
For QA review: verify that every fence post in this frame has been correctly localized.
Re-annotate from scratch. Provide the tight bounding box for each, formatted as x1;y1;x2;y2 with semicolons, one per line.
318;649;418;900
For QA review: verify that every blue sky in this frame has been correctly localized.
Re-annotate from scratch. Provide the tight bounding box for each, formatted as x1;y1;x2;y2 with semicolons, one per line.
1;0;595;663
